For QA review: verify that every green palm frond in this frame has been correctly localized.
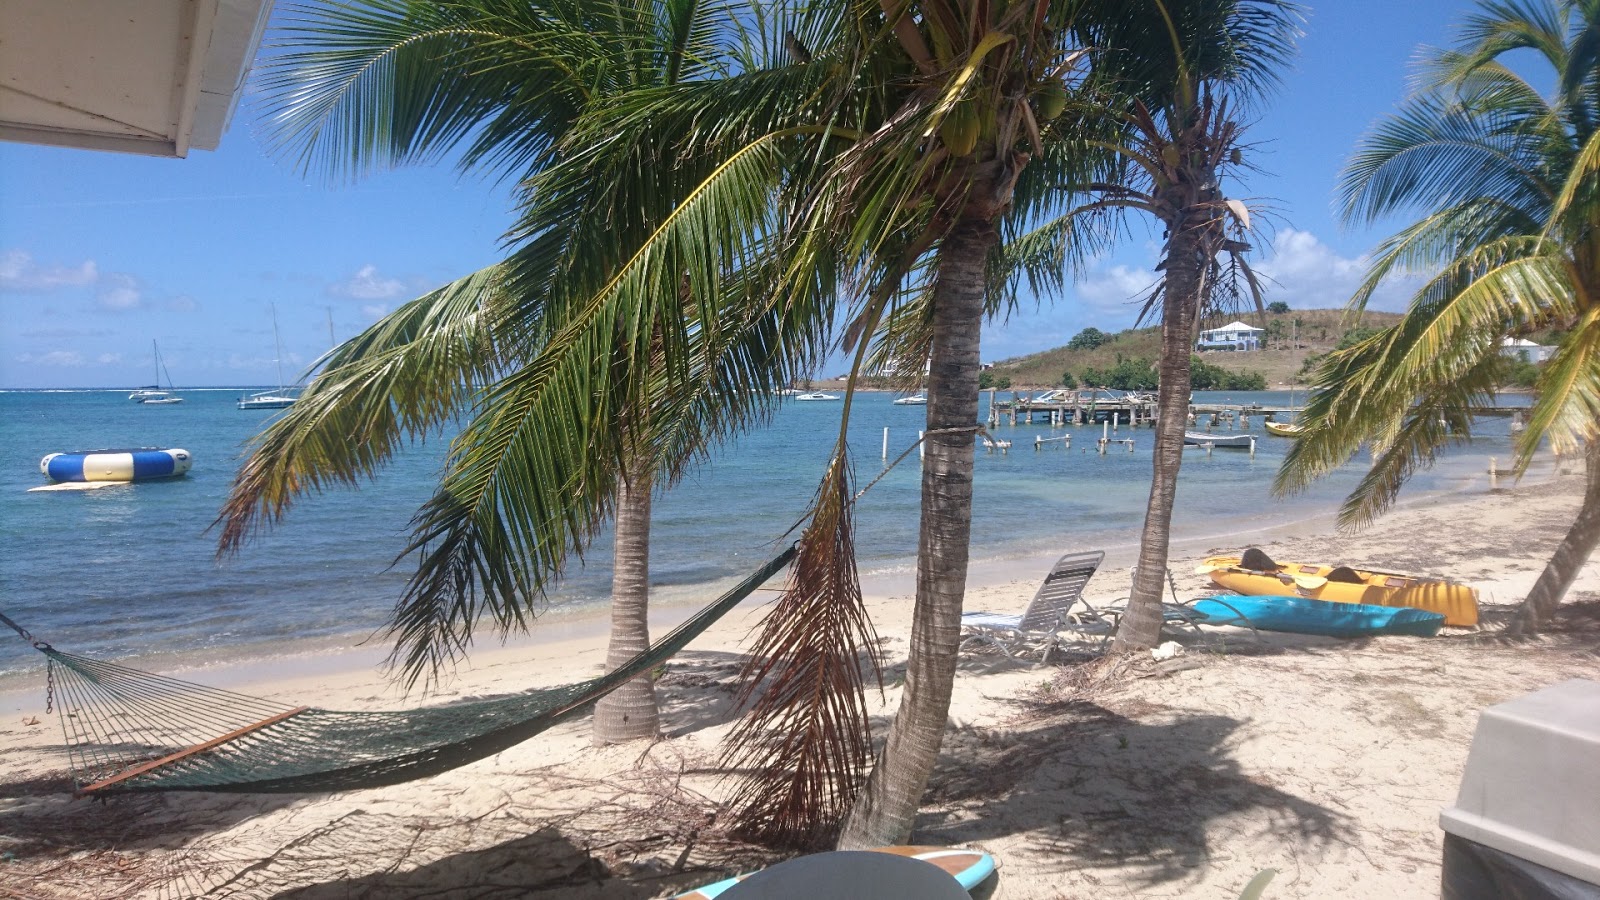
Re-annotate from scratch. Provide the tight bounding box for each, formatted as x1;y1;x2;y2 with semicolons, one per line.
1277;239;1570;499
1449;0;1571;92
255;0;619;181
1350;198;1548;310
216;268;509;554
1340;91;1556;226
1333;344;1506;529
1521;303;1600;458
1545;123;1600;230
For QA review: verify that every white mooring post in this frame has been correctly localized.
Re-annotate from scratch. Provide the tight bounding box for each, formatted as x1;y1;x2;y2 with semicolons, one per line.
882;427;889;460
919;430;925;460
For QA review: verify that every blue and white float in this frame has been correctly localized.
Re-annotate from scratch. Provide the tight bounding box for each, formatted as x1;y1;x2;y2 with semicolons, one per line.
39;448;193;483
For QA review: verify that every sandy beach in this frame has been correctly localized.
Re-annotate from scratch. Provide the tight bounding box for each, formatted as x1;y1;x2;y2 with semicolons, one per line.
3;466;1598;900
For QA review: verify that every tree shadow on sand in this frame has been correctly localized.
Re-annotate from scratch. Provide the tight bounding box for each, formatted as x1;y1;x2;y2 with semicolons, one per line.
267;825;654;900
914;696;1355;891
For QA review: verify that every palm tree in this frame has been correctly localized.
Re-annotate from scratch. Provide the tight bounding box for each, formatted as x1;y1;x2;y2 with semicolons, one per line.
560;0;1101;847
221;0;824;746
1276;0;1600;635
1014;1;1299;651
580;0;1295;848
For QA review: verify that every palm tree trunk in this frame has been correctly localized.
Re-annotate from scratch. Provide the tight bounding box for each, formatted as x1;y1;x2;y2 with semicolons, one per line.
1507;437;1600;636
1115;230;1201;652
837;217;994;849
592;459;661;744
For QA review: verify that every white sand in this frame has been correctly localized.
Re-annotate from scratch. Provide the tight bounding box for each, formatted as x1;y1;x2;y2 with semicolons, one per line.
2;468;1597;899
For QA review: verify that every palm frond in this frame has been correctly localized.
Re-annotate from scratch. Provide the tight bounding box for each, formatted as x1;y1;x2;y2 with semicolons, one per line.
1340;91;1556;226
1519;302;1600;460
254;0;629;181
1333;348;1506;529
722;454;879;849
216;267;508;555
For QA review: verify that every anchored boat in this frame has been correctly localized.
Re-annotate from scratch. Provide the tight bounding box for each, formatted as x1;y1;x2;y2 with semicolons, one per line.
1184;430;1255;449
39;448;192;483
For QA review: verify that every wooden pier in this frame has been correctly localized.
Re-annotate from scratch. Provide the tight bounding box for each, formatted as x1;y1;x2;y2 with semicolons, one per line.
989;389;1160;426
988;390;1305;430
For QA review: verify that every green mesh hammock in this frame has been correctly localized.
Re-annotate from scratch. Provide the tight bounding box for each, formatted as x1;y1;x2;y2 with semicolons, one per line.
2;545;794;796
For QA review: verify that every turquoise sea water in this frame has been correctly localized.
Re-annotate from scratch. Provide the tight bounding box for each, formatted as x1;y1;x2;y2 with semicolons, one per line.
0;388;1517;678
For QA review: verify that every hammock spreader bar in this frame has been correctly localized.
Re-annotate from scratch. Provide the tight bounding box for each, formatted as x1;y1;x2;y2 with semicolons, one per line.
13;544;795;796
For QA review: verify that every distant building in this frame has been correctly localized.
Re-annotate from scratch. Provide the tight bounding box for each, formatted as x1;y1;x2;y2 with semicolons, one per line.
1500;337;1555;364
1196;321;1264;352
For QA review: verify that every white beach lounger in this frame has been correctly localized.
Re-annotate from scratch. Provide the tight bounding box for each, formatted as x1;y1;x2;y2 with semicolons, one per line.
960;550;1107;662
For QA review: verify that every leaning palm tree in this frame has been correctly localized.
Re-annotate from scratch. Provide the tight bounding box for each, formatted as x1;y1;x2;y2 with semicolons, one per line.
222;0;828;746
1012;0;1299;650
564;0;1102;847
1276;0;1600;635
578;0;1290;848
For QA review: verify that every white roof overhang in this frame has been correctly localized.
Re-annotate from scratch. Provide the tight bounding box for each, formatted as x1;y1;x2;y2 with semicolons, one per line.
0;0;271;157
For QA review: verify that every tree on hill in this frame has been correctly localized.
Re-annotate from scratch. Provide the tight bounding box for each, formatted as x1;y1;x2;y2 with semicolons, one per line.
1068;326;1110;350
1267;300;1290;313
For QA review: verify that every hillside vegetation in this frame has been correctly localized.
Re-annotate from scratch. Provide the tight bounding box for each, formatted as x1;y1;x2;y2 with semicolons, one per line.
989;308;1404;388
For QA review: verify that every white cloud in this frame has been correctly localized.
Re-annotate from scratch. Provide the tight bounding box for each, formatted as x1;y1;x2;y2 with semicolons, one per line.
0;249;98;291
96;273;143;311
16;350;86;367
331;264;405;300
1255;228;1420;312
167;294;198;312
97;353;123;365
1074;264;1160;315
360;303;388;320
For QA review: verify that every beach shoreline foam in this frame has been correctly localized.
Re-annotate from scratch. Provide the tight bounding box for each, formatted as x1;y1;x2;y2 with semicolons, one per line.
1;465;1596;899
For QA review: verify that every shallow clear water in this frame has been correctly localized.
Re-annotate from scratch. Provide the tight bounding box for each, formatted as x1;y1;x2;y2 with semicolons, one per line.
0;388;1516;677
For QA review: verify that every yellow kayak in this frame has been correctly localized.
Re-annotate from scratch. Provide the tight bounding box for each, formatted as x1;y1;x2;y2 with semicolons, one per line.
1264;421;1304;437
1198;549;1479;626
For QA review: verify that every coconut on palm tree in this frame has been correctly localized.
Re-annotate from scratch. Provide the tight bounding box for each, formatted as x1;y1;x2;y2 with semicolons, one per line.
1276;0;1600;634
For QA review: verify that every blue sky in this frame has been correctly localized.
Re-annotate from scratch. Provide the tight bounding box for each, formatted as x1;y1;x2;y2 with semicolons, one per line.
1;0;1488;389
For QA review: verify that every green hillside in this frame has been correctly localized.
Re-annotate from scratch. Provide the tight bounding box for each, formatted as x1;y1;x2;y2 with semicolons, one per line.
988;308;1404;389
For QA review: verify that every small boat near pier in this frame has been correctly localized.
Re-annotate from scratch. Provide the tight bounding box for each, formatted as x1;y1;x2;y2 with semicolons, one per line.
1184;430;1255;449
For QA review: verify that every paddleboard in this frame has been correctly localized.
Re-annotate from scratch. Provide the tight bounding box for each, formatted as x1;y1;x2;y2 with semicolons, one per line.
674;846;995;899
1192;595;1446;638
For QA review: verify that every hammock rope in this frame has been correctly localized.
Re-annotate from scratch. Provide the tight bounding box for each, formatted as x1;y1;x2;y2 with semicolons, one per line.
2;545;795;795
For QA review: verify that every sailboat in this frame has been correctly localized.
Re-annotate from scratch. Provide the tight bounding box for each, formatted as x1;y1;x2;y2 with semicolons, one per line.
237;305;298;410
129;341;184;404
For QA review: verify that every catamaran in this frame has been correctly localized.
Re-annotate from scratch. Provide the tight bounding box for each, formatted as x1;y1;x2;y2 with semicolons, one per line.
129;341;183;404
238;305;299;410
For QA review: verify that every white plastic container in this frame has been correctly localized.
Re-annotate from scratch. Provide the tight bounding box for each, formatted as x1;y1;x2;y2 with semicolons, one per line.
1441;678;1600;886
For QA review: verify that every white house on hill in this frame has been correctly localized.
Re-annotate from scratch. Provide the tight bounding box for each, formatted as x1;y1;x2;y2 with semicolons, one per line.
1196;321;1264;352
1501;337;1555;364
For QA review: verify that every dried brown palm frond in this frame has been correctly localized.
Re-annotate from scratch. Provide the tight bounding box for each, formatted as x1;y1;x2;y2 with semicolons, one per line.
720;452;880;849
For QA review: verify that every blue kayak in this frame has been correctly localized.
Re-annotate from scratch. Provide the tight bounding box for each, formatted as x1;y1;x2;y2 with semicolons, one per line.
1191;595;1446;638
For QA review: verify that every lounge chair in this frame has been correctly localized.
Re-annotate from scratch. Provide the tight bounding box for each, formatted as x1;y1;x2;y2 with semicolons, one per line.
960;550;1107;662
